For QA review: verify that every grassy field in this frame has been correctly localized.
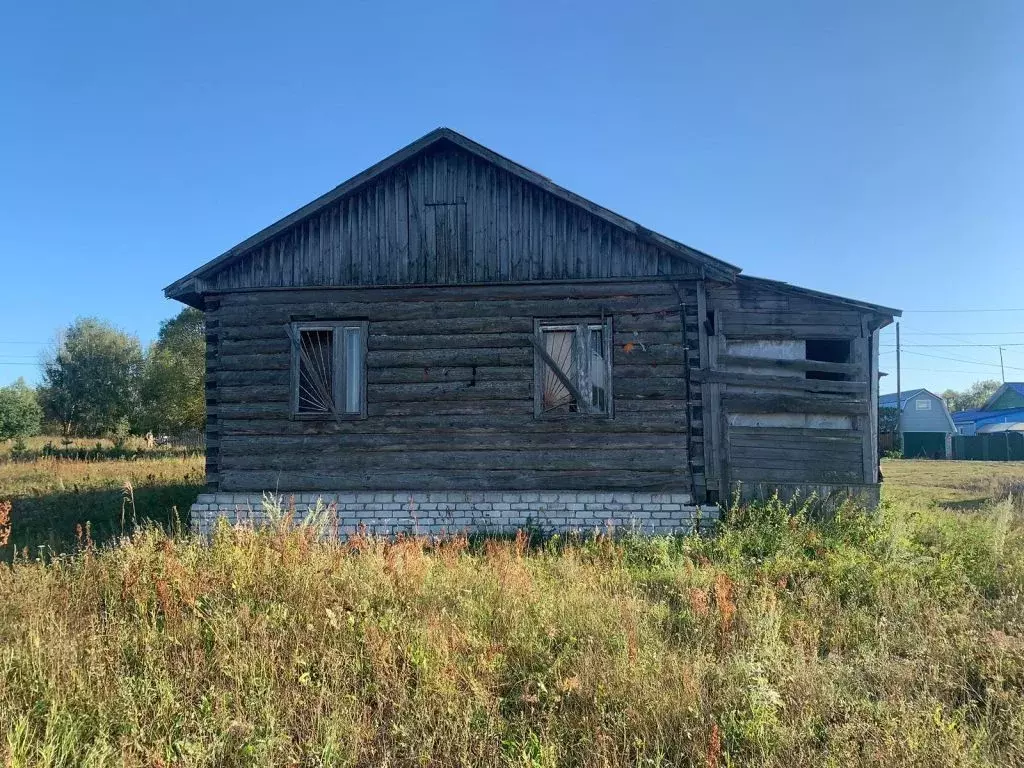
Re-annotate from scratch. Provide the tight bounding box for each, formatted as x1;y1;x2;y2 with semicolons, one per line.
882;459;1024;508
0;448;1022;766
0;437;204;561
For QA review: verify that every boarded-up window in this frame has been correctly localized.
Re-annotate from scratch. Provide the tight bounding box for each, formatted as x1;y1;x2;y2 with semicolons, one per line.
289;321;367;419
534;319;612;416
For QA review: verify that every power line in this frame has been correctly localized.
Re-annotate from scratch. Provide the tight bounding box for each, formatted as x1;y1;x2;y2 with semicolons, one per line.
896;331;1024;336
880;351;1012;374
903;307;1024;313
896;366;1004;374
880;342;1024;348
901;349;1024;372
883;325;1024;355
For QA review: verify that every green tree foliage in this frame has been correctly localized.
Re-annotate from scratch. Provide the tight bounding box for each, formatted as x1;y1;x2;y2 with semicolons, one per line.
39;318;145;436
140;308;205;434
941;379;1001;413
878;406;899;434
0;378;43;441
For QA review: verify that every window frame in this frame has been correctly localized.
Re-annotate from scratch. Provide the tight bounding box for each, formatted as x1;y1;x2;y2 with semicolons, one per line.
289;320;368;420
533;317;614;419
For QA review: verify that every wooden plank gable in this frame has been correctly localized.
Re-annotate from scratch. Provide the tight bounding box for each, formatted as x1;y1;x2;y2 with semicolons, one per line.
166;129;740;303
196;143;701;293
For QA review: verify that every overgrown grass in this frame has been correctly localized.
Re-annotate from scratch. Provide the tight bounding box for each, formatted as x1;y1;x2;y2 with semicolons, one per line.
0;446;203;561
1;488;1022;766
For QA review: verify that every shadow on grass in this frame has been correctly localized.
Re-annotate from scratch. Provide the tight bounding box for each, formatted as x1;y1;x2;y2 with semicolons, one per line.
2;482;203;562
943;498;993;513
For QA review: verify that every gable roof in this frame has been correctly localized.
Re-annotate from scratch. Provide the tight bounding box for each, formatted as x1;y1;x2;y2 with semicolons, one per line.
879;388;956;432
165;128;742;301
879;388;930;410
981;382;1024;410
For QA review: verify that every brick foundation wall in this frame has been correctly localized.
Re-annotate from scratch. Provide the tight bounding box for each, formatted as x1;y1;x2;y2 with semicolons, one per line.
190;491;720;537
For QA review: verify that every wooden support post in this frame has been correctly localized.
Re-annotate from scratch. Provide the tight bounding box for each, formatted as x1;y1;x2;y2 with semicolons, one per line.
895;322;903;456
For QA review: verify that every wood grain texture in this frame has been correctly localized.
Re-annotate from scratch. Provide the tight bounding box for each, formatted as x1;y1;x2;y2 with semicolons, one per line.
194;144;703;294
704;277;889;489
208;282;694;491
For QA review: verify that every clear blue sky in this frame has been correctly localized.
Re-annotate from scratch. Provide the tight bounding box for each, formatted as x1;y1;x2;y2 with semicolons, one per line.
2;1;1022;395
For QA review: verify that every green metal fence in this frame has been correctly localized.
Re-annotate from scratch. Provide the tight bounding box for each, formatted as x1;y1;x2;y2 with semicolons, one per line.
951;432;1024;461
902;432;948;459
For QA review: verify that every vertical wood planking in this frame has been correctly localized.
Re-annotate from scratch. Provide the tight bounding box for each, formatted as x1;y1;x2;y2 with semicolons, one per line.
455;150;469;284
407;158;424;283
206;142;705;291
510;176;525;280
499;165;511;280
394;169;409;284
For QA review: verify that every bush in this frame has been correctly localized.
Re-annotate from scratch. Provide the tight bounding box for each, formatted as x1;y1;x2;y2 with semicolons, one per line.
0;379;42;442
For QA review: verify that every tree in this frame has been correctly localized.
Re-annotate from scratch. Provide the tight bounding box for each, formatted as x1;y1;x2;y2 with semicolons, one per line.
39;318;145;436
139;308;205;434
878;406;899;434
0;379;43;441
940;380;1001;413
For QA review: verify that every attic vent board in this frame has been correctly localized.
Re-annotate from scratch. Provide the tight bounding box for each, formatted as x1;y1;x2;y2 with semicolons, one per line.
425;200;468;283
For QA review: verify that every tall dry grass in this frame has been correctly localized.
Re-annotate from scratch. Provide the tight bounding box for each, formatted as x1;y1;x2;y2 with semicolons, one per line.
0;491;1022;767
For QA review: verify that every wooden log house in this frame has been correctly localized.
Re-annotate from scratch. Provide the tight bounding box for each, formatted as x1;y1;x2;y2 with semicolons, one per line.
167;129;899;535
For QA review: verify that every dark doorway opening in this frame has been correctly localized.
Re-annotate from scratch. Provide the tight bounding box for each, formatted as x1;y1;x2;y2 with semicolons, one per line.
805;339;851;381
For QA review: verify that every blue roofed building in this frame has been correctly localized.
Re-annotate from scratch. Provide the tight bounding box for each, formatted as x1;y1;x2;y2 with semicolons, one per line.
951;383;1024;436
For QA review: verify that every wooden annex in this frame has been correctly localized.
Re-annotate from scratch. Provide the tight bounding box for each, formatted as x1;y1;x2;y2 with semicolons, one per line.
167;128;899;532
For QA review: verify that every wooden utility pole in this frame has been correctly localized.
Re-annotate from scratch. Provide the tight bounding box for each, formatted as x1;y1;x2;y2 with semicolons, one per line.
895;322;903;456
999;346;1006;383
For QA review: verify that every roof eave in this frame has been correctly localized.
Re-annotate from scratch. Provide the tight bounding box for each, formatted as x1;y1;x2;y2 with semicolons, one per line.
738;274;902;319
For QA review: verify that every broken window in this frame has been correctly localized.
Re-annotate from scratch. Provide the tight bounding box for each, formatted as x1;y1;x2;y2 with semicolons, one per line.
805;339;851;381
289;321;367;419
533;319;612;416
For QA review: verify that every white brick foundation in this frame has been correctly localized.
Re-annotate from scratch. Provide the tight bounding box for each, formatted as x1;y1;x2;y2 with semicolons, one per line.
189;491;720;537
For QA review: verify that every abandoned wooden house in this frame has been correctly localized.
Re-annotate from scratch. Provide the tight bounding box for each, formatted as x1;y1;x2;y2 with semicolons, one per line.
167;128;900;535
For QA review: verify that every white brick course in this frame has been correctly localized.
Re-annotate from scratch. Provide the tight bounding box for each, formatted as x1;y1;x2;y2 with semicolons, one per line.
189;490;719;538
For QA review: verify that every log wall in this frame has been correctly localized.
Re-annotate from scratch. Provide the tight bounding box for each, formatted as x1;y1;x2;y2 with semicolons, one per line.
203;280;701;493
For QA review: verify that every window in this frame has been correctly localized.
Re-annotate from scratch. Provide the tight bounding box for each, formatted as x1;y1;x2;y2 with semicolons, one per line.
915;399;932;411
805;339;851;381
289;321;367;419
533;319;612;417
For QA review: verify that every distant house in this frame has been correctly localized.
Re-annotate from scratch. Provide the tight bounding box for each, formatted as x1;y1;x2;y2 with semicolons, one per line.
878;388;957;458
984;382;1024;411
952;383;1024;436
